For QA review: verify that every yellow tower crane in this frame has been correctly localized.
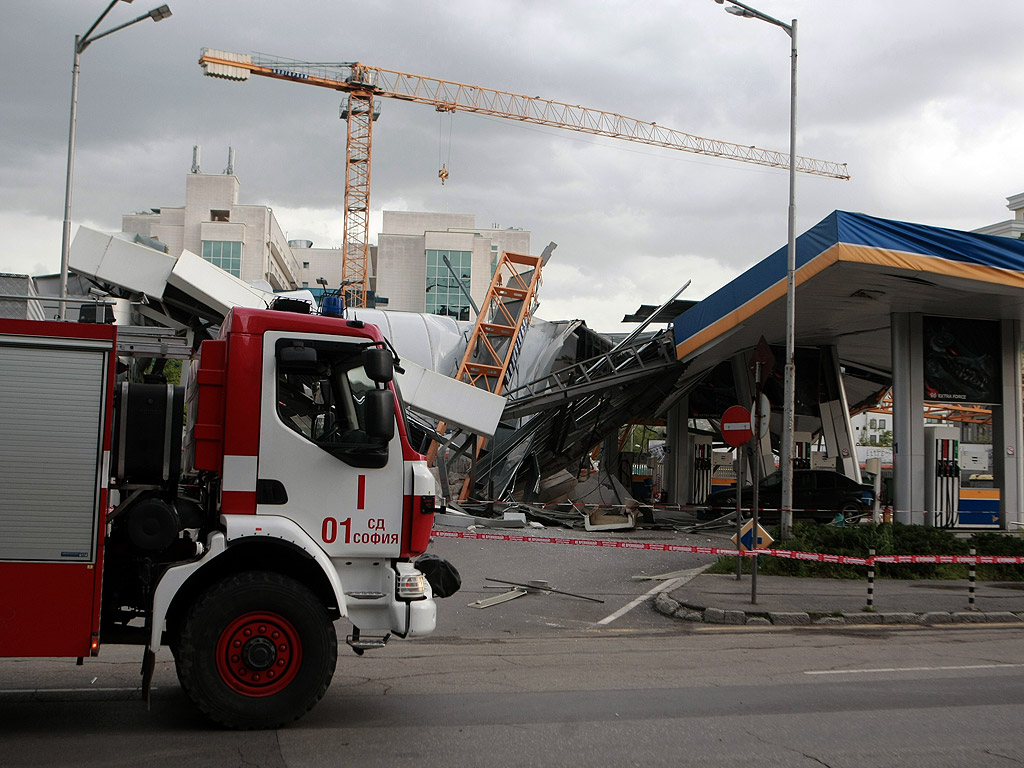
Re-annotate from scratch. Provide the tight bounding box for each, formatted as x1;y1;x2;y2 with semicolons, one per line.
198;48;849;309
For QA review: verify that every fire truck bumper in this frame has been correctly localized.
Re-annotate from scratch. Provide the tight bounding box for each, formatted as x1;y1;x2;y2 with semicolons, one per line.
401;595;438;638
346;562;438;639
347;593;436;638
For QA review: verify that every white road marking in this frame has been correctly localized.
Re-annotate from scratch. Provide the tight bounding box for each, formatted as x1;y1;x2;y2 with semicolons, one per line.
805;663;1024;676
595;564;711;626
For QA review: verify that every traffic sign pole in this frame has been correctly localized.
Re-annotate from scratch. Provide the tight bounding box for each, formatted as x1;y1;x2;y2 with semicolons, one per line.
735;447;744;581
751;361;763;605
721;405;753;583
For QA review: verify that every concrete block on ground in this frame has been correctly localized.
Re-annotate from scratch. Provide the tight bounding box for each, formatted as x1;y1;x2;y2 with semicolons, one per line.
768;612;810;625
920;612;953;624
814;616;846;626
746;616;772;626
653;591;681;617
880;612;918;624
704;607;725;623
983;611;1022;623
704;608;746;625
680;610;705;622
842;612;879;624
952;611;987;623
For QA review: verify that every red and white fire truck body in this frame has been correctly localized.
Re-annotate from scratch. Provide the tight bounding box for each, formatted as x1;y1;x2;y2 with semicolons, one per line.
0;305;448;728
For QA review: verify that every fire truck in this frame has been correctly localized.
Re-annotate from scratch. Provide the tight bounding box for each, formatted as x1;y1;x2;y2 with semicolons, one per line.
0;303;457;729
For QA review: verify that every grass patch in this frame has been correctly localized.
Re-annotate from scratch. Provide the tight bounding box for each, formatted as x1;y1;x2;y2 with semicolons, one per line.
707;522;1024;580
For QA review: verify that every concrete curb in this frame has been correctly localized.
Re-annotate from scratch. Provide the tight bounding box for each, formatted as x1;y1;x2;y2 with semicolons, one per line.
654;593;1024;627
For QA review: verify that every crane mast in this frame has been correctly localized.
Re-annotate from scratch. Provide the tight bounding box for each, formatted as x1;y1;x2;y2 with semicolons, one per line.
200;49;849;307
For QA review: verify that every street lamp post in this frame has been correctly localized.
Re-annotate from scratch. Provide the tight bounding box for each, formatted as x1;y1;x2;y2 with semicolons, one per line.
59;1;172;320
713;0;797;539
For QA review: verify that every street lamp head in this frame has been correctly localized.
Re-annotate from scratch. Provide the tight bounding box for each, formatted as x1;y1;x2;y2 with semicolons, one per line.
726;6;756;16
148;5;172;21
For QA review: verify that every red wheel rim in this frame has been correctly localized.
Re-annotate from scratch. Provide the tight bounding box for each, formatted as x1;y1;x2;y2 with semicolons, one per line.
215;611;303;697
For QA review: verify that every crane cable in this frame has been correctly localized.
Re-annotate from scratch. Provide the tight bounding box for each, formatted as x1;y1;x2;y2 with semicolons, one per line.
438;111;454;184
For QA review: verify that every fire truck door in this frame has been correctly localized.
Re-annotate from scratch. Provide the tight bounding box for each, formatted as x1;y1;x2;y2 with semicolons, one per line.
258;333;405;556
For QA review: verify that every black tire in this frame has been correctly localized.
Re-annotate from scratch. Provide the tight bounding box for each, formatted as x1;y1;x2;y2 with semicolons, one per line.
175;571;337;729
840;502;862;525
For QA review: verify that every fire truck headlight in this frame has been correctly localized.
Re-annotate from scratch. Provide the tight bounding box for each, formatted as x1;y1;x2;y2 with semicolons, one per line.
397;572;427;599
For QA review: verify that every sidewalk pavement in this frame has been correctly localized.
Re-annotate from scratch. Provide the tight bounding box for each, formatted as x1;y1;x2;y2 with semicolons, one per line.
656;571;1024;626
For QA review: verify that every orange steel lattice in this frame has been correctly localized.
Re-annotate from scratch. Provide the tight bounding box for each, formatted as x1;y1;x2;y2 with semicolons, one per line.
428;251;543;500
457;251;543;396
340;91;374;308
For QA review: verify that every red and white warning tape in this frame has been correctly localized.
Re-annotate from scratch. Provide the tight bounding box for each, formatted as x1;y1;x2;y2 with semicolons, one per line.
431;528;1024;566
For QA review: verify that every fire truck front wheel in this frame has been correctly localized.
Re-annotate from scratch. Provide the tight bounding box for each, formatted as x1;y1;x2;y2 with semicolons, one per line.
176;571;338;729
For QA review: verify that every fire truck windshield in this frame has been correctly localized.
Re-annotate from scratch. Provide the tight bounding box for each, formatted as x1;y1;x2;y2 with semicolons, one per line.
275;339;391;468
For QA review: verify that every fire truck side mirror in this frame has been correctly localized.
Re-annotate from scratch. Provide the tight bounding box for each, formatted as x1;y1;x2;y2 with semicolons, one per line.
364;389;395;441
363;348;394;383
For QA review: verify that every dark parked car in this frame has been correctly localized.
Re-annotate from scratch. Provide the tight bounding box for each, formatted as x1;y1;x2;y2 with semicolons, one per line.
701;469;875;523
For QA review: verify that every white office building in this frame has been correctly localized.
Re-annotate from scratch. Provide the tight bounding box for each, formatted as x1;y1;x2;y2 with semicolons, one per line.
973;192;1024;240
122;171;305;292
375;211;531;320
118;159;532;319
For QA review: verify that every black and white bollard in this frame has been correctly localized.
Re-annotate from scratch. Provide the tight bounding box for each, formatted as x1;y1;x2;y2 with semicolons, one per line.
867;548;875;610
969;547;977;610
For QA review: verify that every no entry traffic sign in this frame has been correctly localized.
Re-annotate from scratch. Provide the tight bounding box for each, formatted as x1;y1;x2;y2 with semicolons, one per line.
721;405;753;447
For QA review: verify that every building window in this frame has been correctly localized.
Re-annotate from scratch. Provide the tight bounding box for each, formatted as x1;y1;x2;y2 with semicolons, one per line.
211;209;230;222
302;261;310;269
879;419;886;429
201;240;242;277
869;419;877;429
425;249;472;321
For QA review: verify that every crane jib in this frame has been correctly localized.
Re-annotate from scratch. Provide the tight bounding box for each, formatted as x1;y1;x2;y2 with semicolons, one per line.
198;46;849;308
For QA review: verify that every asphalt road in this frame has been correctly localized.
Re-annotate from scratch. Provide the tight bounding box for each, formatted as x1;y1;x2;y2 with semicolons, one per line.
424;525;724;637
4;527;1024;766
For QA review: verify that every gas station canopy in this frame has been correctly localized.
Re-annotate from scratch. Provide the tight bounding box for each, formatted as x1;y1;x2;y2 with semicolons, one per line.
673;210;1024;389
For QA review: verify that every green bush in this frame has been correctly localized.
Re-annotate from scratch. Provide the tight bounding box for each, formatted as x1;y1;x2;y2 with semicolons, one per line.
708;522;1024;580
968;532;1024;580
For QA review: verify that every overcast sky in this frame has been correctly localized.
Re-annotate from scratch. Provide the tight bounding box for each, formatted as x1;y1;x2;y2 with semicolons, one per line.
2;1;1023;331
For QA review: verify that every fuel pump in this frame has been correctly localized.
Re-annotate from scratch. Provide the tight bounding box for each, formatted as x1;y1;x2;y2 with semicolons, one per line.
688;434;713;505
794;431;812;470
924;425;960;528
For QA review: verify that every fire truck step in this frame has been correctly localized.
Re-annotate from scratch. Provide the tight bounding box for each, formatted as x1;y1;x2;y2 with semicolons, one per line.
346;633;391;654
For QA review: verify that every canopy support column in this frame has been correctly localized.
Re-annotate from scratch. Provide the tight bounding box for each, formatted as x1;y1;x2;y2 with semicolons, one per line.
665;398;689;506
993;319;1023;530
892;313;925;524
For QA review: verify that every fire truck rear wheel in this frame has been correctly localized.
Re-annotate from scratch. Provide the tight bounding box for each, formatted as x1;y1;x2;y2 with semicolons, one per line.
176;571;338;729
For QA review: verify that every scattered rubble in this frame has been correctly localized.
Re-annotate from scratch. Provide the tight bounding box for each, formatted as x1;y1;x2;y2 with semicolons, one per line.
468;576;604;608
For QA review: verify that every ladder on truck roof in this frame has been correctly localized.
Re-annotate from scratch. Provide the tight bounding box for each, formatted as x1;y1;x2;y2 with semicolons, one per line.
115;326;194;359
